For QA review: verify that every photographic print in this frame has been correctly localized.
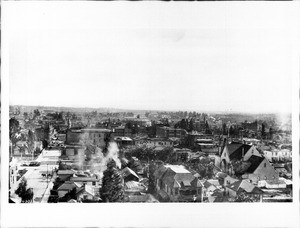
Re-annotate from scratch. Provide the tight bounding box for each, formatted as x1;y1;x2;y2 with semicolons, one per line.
2;2;299;228
7;27;294;204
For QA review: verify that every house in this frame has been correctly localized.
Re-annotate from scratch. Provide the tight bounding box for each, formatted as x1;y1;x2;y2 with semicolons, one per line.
257;179;286;189
154;165;203;202
57;181;78;198
121;167;140;182
113;126;132;137
70;177;99;186
114;136;134;147
66;128;113;148
57;170;75;181
220;143;262;174
225;179;264;201
173;148;192;162
202;180;219;200
156;126;186;139
134;138;173;148
124;181;147;194
208;189;225;203
241;155;279;184
76;184;100;202
9;158;19;195
223;175;239;187
185;132;214;147
263;149;292;163
62;145;85;161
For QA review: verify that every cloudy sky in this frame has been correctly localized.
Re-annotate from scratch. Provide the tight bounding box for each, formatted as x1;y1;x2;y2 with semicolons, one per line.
9;28;293;113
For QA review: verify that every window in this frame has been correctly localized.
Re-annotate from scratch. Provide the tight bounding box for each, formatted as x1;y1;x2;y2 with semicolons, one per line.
264;163;266;168
175;188;179;195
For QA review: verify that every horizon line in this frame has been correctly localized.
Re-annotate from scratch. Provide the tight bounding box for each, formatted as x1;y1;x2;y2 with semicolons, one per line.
9;103;292;116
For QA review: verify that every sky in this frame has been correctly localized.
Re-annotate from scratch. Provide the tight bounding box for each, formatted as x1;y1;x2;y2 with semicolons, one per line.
9;28;293;113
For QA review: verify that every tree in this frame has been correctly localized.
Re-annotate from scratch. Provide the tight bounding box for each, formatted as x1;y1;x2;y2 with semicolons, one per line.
180;119;188;130
27;130;35;155
261;123;266;139
205;121;211;134
23;112;28;119
15;178;34;203
231;160;251;176
33;109;41;119
147;162;156;193
234;192;259;202
188;119;194;132
222;123;227;135
58;187;77;202
42;139;49;149
9;118;21;157
100;160;124;202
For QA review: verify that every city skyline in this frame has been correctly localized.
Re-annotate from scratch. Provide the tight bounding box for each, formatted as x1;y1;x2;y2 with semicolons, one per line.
9;28;293;114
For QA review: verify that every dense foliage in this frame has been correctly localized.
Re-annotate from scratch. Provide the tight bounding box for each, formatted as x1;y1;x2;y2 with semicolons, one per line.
100;160;124;202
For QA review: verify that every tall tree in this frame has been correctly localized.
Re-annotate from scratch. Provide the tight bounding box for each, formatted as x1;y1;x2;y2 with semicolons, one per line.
222;123;227;135
180;119;188;130
261;123;266;139
27;130;35;154
9;118;20;157
33;109;40;119
15;178;34;203
23;112;28;119
100;160;124;202
188;119;194;132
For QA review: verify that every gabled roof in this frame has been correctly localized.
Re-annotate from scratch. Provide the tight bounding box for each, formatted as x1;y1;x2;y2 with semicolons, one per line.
226;143;252;160
57;181;77;191
226;180;263;194
76;184;95;196
154;165;168;179
121;167;140;180
125;181;146;192
246;155;265;173
161;166;196;188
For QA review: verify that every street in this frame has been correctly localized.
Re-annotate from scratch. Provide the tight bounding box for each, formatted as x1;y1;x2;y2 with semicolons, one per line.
11;149;61;203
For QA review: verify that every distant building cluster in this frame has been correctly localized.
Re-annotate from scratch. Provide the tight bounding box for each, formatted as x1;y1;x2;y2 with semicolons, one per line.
9;105;292;203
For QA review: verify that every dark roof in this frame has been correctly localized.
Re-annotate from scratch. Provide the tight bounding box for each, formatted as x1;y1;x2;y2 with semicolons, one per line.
226;143;252;160
121;167;139;180
58;181;77;191
246;155;265;173
202;180;212;189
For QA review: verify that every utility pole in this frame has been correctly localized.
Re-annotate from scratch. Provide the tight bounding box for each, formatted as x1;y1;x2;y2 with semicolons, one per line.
47;164;48;185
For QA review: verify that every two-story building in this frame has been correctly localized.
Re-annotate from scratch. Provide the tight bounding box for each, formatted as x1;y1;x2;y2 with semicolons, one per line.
66;128;113;148
156;126;186;140
241;155;279;184
154;165;203;202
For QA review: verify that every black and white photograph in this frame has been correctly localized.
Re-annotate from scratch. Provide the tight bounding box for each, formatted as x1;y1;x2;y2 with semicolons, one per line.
1;2;299;228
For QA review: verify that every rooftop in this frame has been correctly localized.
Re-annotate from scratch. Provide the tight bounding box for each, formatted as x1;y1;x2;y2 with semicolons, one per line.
246;155;265;173
165;165;190;174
